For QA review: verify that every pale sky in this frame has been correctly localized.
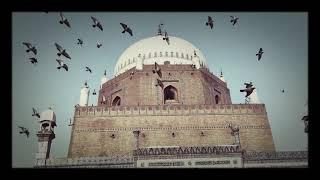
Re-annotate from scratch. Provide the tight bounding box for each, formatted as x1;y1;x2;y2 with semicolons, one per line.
12;12;308;167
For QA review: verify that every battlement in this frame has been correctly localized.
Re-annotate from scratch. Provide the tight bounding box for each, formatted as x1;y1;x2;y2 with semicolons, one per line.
134;145;241;156
75;104;266;117
34;156;135;168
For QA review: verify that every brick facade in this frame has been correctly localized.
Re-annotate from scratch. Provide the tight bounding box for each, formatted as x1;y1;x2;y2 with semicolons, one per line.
68;104;275;158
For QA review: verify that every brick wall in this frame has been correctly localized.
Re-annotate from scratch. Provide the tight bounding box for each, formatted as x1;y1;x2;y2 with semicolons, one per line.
98;65;231;106
68;104;275;158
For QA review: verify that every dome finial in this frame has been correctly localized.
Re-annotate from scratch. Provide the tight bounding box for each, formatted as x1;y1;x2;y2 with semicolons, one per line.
104;69;106;76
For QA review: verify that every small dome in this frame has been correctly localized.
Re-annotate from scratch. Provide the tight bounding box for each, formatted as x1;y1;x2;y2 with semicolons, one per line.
39;109;56;126
114;35;208;76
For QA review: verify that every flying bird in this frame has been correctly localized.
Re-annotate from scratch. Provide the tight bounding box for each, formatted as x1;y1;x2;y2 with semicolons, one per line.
59;12;71;28
152;62;162;78
18;126;30;138
256;48;264;61
22;42;37;55
55;43;71;60
281;89;285;93
85;66;92;73
93;89;96;95
120;23;133;36
68;118;74;126
77;38;83;46
163;31;170;45
230;16;239;26
56;59;68;71
29;57;38;65
91;16;103;31
244;82;253;88
205;16;214;29
155;79;164;89
240;86;256;97
32;108;40;118
97;42;102;48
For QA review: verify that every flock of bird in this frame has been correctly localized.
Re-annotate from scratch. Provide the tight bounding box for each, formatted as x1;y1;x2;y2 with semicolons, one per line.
204;16;282;98
22;12;134;74
18;13;283;138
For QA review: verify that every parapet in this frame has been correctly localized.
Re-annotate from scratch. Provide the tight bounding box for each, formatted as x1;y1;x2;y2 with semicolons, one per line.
74;104;267;118
34;156;135;168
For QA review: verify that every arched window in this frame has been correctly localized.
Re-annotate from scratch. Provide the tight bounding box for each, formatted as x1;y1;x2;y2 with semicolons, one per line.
112;96;121;106
186;54;189;59
171;52;174;57
164;85;178;103
154;52;157;57
176;52;179;58
181;53;184;58
215;95;220;104
160;52;162;57
165;52;168;57
149;52;151;58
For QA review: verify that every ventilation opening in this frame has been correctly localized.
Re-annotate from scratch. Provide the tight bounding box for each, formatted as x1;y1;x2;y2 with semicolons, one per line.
112;96;121;106
164;85;178;104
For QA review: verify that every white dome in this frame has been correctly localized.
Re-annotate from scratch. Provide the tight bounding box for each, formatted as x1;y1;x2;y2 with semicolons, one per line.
114;35;208;76
39;109;56;124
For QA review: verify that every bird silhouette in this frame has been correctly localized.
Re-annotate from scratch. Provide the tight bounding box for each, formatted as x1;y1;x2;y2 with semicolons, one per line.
22;42;37;55
163;31;170;45
77;38;83;46
18;126;30;138
29;57;38;65
97;42;102;48
56;59;68;71
59;12;71;28
256;48;264;61
230;16;239;26
155;79;164;89
152;62;162;78
85;66;92;73
32;108;40;118
244;82;253;88
55;43;71;60
91;16;103;31
240;86;256;97
120;23;133;36
205;16;214;29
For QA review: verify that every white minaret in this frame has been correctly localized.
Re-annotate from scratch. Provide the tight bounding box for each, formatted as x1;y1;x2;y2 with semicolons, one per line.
35;108;56;166
80;81;90;106
248;88;261;104
100;70;108;89
219;69;226;83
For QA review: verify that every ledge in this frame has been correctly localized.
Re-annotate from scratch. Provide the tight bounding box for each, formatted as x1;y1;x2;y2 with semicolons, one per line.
75;104;266;117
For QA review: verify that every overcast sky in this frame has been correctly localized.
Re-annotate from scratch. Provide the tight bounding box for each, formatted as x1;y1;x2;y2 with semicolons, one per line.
12;12;308;167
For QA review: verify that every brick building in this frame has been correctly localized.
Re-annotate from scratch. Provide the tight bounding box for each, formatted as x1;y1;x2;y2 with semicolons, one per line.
34;34;307;168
